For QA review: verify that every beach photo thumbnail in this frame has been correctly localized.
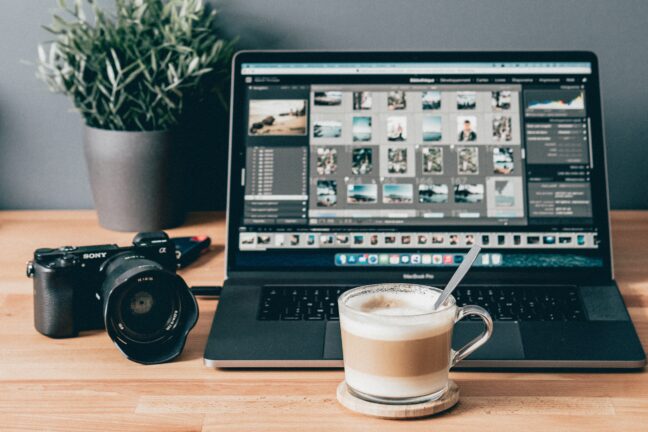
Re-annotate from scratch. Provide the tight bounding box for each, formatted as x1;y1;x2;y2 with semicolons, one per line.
352;116;372;142
248;99;307;136
422;116;442;142
313;119;342;138
314;91;343;106
383;184;414;204
419;184;449;203
347;184;378;204
454;183;484;203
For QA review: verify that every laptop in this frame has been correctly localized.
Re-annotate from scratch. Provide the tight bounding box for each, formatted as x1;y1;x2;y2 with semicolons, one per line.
204;51;646;369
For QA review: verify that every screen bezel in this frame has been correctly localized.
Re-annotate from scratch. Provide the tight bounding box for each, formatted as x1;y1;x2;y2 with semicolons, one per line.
225;50;612;284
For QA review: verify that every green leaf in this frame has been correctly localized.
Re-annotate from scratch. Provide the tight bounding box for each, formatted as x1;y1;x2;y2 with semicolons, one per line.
106;59;116;86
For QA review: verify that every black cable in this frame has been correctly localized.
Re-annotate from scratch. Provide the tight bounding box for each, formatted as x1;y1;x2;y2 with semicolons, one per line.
190;286;222;297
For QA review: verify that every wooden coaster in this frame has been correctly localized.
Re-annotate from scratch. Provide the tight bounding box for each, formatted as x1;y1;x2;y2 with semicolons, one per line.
336;380;459;419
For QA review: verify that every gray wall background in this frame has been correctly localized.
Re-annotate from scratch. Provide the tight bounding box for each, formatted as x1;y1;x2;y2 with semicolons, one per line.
1;0;647;210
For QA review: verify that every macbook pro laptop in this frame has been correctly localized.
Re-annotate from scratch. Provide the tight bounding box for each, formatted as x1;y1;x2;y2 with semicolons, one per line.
204;51;646;369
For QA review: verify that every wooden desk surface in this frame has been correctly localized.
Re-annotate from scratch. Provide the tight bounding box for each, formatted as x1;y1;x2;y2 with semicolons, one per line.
1;210;647;431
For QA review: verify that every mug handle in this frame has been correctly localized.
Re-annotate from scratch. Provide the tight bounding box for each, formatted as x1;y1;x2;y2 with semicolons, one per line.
450;305;494;367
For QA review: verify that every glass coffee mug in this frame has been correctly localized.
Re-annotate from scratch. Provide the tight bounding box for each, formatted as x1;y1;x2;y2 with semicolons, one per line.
339;283;493;404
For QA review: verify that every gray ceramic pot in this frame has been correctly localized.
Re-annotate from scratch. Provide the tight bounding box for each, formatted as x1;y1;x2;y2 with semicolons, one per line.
84;126;185;232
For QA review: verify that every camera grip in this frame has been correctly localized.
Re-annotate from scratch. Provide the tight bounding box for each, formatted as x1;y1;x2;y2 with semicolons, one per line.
33;264;78;338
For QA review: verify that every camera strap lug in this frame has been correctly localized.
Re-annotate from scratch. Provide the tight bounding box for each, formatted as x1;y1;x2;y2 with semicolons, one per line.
26;261;35;278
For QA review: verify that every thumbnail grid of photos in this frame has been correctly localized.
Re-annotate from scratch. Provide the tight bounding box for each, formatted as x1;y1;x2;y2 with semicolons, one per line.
309;89;520;145
308;87;524;217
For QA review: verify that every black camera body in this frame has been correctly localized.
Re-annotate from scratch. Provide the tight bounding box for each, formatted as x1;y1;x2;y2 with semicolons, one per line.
27;232;198;364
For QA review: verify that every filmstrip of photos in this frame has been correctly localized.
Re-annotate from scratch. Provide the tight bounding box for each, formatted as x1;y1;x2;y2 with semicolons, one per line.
306;89;520;210
240;231;597;250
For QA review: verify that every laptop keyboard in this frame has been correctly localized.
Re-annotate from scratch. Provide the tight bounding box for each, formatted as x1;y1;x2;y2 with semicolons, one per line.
257;285;586;322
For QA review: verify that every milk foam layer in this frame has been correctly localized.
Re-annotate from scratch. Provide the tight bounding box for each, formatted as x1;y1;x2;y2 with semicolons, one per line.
341;287;455;341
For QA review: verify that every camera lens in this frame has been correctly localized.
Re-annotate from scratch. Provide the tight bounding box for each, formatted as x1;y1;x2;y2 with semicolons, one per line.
100;252;198;364
118;284;175;341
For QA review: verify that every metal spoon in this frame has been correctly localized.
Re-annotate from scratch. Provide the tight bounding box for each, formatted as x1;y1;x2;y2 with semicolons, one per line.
434;243;482;310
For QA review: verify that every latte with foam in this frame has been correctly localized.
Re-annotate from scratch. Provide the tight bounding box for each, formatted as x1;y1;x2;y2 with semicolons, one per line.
339;284;456;399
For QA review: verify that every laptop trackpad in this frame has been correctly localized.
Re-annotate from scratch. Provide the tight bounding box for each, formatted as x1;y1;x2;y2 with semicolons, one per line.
453;321;524;360
324;321;524;360
324;321;343;359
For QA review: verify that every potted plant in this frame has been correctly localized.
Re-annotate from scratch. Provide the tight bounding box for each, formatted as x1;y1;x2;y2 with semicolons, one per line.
37;0;235;231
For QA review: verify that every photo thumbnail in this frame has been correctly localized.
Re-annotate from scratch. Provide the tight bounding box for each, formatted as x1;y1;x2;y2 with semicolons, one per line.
257;235;271;245
421;147;443;174
493;147;514;174
314;91;342;106
387;116;407;141
492;115;513;142
387;147;408;174
313;119;342;138
316;180;337;207
347;184;378;204
454;184;484;203
419;184;449;204
387;91;407;110
492;91;512;110
457;146;479;175
422;91;441;110
352;116;372;142
248;99;307;136
352;148;373;175
457;91;477;110
353;91;372;110
316;147;337;175
493;179;516;207
240;234;255;245
422;116;442;142
457;116;477;141
321;235;334;245
383;184;414;204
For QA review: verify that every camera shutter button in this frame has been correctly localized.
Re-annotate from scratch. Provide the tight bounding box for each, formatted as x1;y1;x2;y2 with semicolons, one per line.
56;255;78;268
59;246;77;252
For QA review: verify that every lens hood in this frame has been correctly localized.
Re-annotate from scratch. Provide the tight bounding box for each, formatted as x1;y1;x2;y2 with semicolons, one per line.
101;253;198;364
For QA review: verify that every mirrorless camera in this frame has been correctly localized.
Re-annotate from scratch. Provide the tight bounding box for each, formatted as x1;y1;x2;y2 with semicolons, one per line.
26;232;198;364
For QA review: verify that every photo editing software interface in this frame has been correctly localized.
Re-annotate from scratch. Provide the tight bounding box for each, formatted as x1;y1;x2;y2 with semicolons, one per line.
235;61;603;269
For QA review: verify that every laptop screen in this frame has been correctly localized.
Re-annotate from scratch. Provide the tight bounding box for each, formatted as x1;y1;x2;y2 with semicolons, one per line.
229;54;609;272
